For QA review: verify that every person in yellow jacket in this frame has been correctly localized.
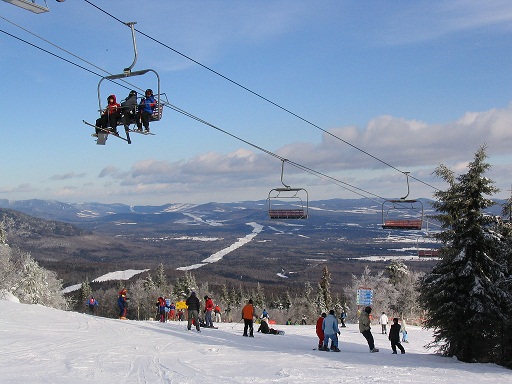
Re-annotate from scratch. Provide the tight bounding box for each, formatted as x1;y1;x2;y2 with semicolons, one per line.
242;299;256;337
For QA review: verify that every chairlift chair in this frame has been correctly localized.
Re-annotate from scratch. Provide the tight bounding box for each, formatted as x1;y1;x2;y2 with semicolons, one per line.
381;172;423;230
267;160;309;220
96;22;163;127
416;236;440;257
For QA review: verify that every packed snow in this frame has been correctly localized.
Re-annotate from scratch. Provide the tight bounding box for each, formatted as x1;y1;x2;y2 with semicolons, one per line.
177;222;263;271
0;299;509;383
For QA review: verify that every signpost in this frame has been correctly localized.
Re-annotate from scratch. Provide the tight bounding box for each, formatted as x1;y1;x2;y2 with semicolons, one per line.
356;287;373;306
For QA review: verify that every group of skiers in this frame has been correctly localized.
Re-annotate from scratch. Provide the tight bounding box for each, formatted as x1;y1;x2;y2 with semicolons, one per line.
89;292;406;354
94;89;157;136
184;292;222;332
316;306;407;354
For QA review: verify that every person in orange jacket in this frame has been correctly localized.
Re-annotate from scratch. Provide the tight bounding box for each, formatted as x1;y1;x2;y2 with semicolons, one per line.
241;299;256;337
316;312;327;349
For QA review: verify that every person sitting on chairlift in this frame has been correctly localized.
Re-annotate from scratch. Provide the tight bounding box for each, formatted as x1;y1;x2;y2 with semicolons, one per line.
95;94;120;136
137;89;156;133
121;90;138;133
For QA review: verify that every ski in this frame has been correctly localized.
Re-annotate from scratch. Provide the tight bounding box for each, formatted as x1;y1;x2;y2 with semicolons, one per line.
127;129;155;136
83;120;130;143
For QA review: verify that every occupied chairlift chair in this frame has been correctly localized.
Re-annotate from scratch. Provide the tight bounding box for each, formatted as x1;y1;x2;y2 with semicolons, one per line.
381;172;423;230
267;160;309;220
95;22;164;144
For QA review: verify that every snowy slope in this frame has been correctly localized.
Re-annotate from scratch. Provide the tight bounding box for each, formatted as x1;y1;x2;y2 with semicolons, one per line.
0;300;510;383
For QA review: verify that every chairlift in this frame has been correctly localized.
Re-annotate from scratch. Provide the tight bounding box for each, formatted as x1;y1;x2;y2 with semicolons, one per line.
267;160;308;220
381;172;423;230
416;235;440;257
89;22;165;144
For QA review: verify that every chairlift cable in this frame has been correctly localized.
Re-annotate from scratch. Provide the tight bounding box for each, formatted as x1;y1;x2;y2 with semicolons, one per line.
82;0;440;193
0;25;391;206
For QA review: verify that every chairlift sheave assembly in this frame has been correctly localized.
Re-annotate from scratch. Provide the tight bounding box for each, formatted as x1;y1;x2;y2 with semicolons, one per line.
267;160;309;220
86;21;165;145
381;172;423;230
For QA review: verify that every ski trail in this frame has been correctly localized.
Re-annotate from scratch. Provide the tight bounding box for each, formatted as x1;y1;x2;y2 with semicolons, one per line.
176;222;263;270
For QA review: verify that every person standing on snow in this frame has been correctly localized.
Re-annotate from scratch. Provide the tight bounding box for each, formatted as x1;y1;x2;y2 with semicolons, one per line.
316;312;327;350
389;318;406;354
204;295;214;328
242;299;256;337
401;316;409;343
379;312;388;334
87;296;98;315
185;292;201;332
117;289;128;320
214;304;222;323
156;296;167;322
359;306;379;352
340;309;347;327
322;310;341;352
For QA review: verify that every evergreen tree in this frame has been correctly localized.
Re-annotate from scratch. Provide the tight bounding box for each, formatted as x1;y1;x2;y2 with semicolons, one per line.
252;282;266;308
418;146;508;363
0;221;7;245
78;278;92;312
11;248;67;309
317;266;332;311
385;261;409;286
154;263;167;290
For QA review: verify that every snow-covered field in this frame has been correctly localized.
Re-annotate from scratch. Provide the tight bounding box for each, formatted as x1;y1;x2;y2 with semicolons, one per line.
0;299;509;383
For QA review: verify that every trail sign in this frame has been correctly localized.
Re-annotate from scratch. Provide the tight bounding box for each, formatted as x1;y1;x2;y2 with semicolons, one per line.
356;287;373;306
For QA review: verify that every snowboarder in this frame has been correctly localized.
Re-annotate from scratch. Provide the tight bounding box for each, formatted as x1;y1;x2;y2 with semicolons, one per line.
322;310;341;352
242;299;256;337
389;318;406;354
359;306;379;352
185;292;201;332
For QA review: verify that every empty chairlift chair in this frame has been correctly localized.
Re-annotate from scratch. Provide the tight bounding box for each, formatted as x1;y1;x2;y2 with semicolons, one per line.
267;159;309;220
381;172;423;230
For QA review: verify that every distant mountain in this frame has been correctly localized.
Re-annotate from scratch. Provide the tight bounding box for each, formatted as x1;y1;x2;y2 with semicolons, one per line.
0;198;506;291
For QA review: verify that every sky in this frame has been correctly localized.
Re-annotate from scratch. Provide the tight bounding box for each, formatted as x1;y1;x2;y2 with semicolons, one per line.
2;1;512;205
1;296;511;383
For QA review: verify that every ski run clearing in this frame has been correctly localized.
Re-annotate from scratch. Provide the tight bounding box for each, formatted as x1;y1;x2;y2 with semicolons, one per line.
0;299;510;383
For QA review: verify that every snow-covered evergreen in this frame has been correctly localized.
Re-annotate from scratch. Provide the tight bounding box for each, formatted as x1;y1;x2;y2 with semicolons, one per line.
419;146;511;366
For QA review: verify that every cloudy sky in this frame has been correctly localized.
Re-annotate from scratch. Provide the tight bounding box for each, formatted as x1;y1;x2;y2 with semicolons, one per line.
2;1;512;205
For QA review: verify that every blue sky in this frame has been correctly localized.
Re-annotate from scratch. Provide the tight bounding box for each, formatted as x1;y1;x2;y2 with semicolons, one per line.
2;0;512;205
